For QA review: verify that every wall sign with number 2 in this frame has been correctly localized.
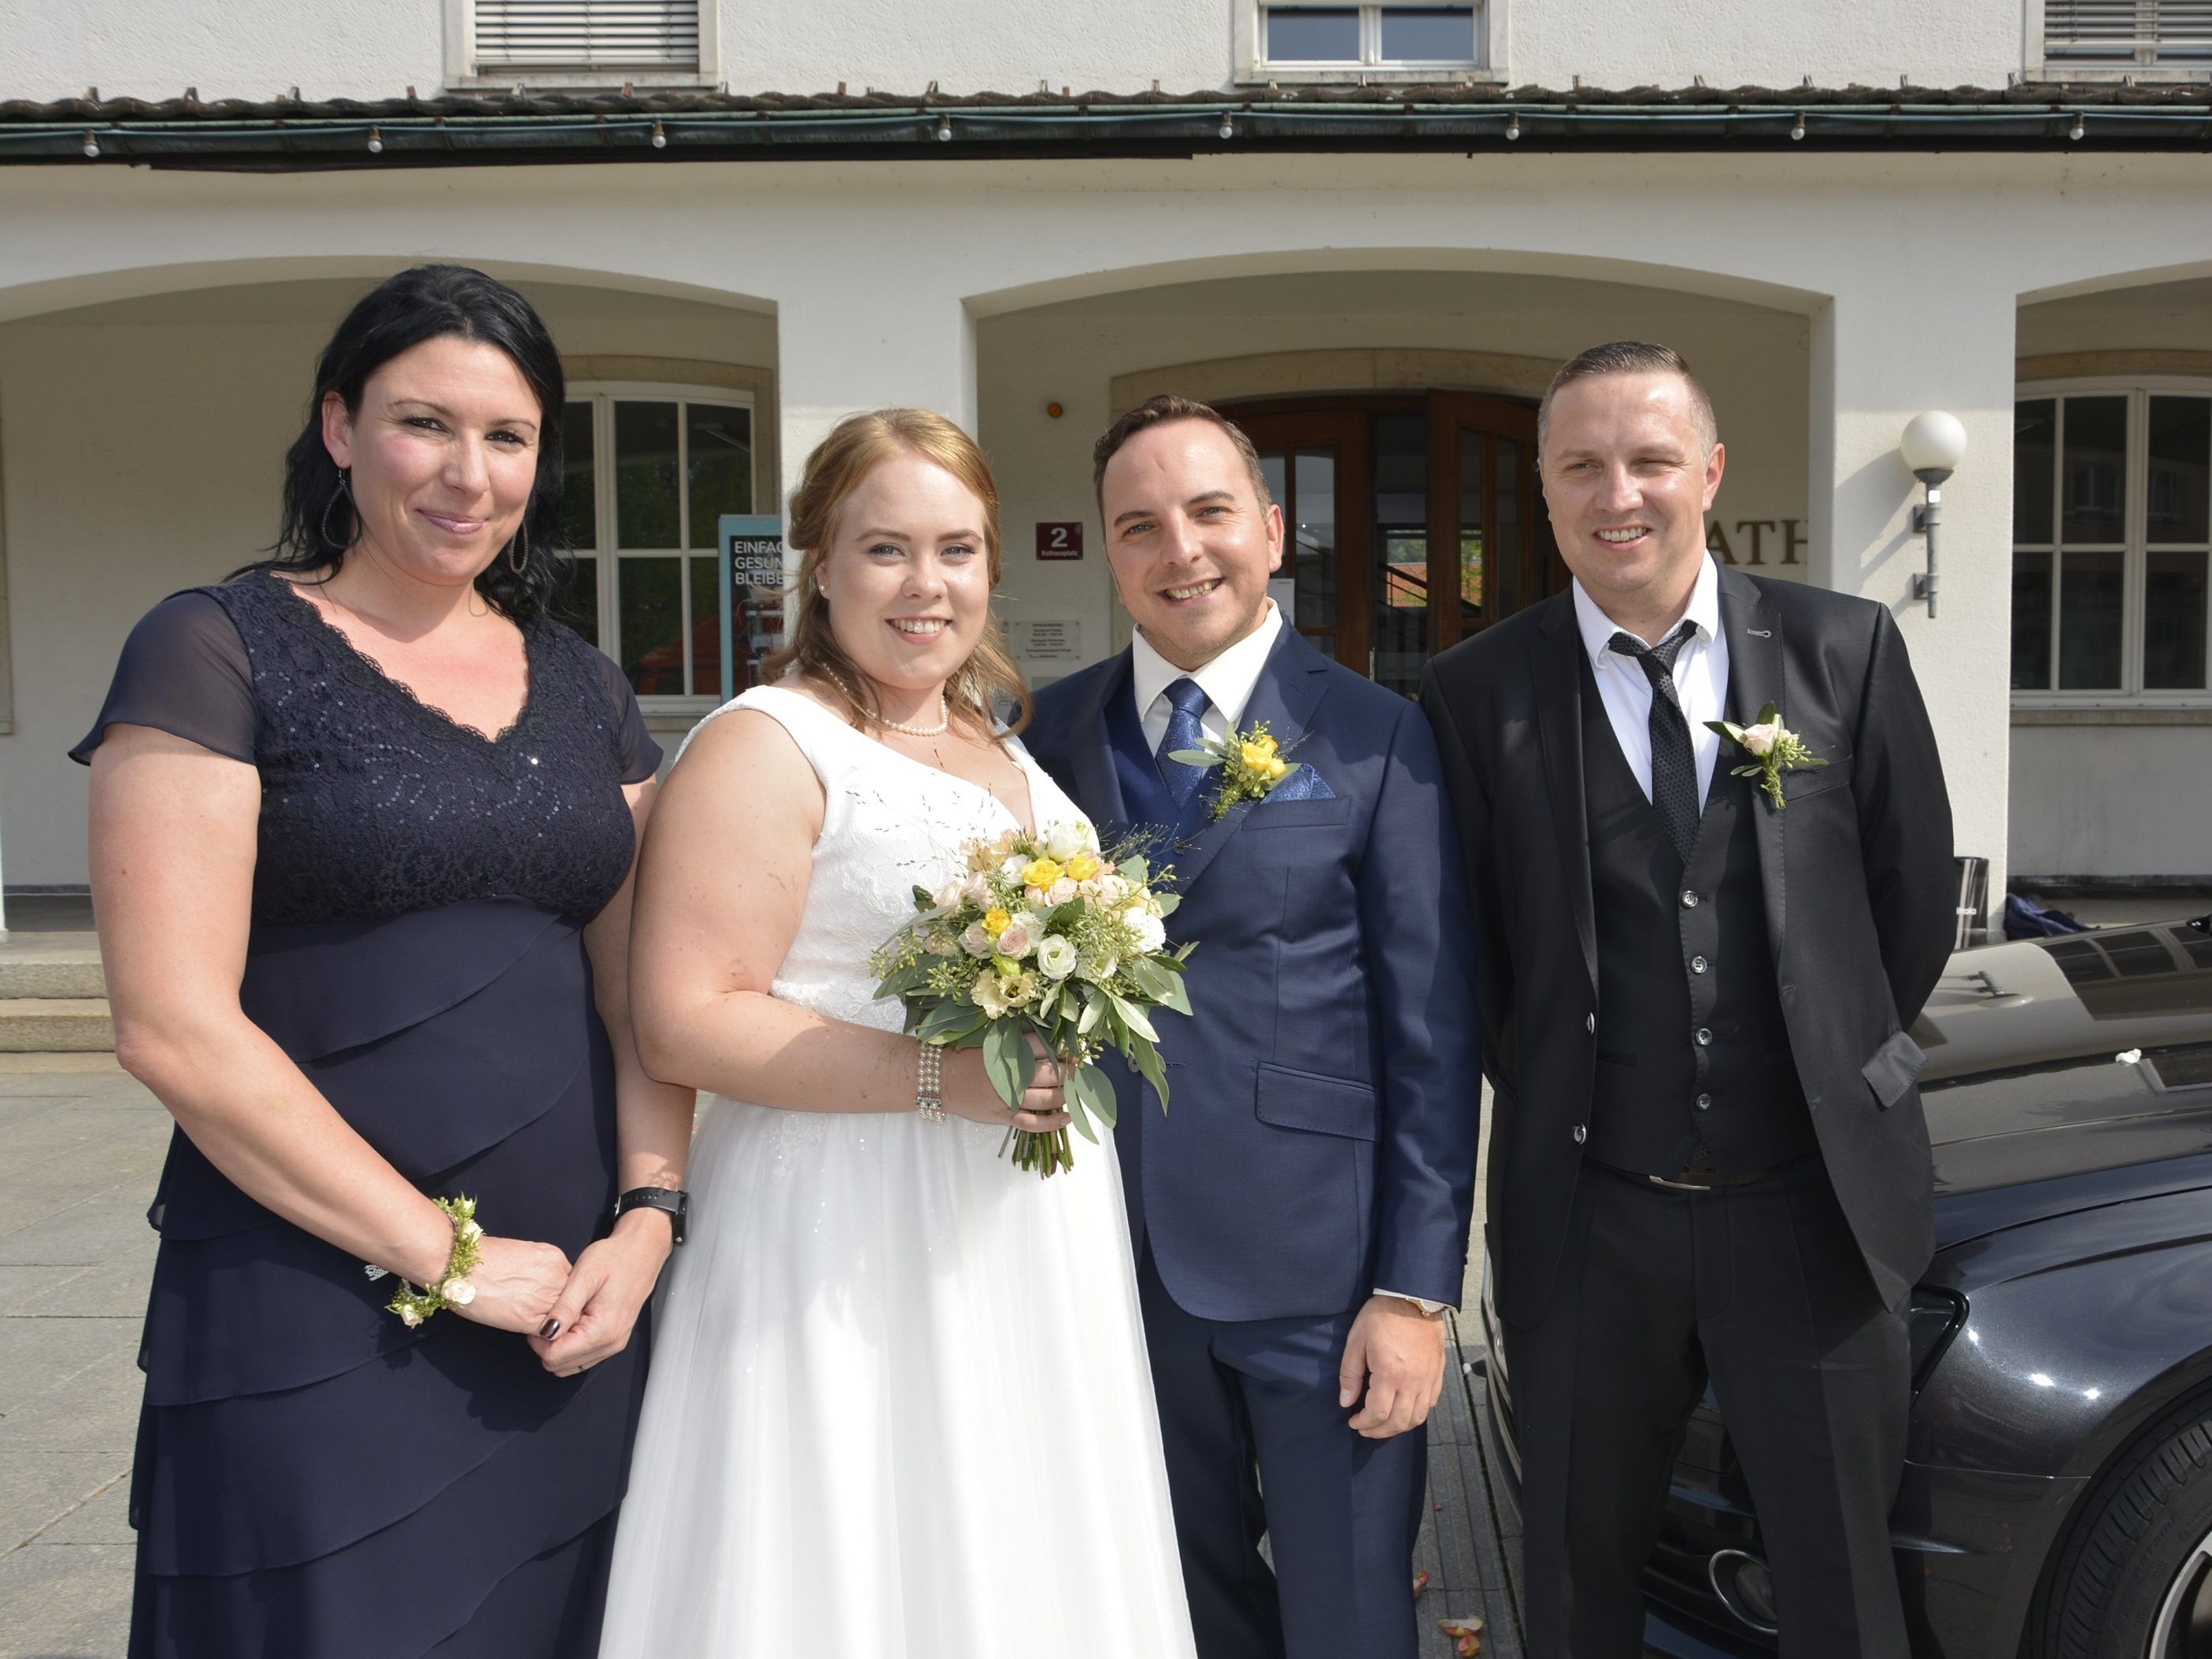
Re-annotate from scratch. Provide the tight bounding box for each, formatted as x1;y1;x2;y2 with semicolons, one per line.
1036;522;1084;560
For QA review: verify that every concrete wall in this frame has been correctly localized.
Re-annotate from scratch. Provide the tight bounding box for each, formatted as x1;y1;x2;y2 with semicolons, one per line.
0;278;774;888
2009;724;2212;879
3;0;2032;102
3;149;2210;896
0;0;446;102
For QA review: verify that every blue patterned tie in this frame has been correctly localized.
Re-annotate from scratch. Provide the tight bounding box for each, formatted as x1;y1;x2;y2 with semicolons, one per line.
1156;677;1212;810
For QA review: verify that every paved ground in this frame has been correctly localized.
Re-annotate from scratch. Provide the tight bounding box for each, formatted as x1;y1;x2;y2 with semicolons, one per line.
0;1061;162;1659
7;888;2203;1656
0;1059;1527;1659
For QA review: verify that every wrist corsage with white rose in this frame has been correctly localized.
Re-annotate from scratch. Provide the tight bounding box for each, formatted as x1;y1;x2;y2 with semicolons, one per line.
369;1194;483;1328
1705;702;1828;810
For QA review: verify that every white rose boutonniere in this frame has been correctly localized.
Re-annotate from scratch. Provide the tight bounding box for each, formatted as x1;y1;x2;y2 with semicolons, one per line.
1706;702;1828;810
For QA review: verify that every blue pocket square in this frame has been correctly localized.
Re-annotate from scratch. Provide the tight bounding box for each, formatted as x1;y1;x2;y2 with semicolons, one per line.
1265;766;1336;803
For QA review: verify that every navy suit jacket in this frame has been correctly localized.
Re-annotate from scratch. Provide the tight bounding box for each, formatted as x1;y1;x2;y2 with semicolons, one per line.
1026;626;1482;1323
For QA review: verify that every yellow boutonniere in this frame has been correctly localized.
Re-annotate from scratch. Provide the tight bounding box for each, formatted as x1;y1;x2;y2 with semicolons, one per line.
1169;720;1304;821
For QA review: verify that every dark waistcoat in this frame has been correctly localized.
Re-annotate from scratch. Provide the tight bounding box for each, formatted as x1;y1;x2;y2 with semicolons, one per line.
1579;653;1819;1177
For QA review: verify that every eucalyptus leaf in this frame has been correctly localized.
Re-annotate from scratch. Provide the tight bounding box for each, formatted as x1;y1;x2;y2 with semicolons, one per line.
1130;1040;1171;1110
1074;1061;1120;1128
1107;991;1159;1043
982;1019;1025;1109
1155;971;1193;1017
1167;748;1222;768
1077;989;1106;1037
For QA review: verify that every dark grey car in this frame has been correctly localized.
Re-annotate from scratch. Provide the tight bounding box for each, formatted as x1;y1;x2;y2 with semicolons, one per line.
1480;914;2212;1658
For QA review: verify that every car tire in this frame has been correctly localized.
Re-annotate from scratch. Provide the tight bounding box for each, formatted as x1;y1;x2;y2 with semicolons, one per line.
2035;1394;2212;1658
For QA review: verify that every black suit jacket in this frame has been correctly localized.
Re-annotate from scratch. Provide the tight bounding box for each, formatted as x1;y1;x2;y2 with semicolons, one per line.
1419;564;1955;1327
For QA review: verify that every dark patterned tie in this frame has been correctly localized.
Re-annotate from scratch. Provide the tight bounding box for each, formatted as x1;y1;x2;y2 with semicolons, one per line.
1608;622;1702;864
1156;677;1212;811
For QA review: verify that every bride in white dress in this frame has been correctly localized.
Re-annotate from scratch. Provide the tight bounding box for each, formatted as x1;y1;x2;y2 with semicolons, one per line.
597;410;1196;1659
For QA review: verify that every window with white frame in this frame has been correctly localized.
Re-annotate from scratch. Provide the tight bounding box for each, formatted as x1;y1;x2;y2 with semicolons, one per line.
2042;1;2212;72
2012;385;2211;701
555;389;757;704
463;0;707;84
1259;2;1482;71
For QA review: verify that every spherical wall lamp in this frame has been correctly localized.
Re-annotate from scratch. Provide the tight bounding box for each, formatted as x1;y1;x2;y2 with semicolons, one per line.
1900;411;1968;617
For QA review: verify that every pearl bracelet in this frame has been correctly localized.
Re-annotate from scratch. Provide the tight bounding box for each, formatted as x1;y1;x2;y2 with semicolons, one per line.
916;1040;946;1124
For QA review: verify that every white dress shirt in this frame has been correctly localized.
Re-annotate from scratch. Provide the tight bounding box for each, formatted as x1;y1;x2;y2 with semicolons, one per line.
1570;557;1731;808
1127;602;1447;1316
1130;600;1285;755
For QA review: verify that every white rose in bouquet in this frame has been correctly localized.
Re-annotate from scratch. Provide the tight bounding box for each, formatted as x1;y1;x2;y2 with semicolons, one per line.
1046;877;1078;907
995;919;1036;958
1045;823;1085;861
933;877;967;910
1123;905;1168;954
960;923;994;957
1035;935;1078;978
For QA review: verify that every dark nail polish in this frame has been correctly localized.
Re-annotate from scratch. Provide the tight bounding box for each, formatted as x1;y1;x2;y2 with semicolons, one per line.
540;1319;562;1339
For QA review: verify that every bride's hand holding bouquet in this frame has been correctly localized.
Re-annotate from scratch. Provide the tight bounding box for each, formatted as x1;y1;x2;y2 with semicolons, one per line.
871;820;1192;1178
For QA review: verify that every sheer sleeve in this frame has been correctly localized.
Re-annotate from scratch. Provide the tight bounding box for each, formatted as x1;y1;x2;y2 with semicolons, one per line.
70;590;257;766
587;646;664;784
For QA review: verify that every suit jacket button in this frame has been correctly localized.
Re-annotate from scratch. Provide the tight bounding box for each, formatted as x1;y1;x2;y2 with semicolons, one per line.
1696;1093;1712;1110
1681;889;1700;909
1572;1124;1588;1145
1691;955;1709;974
1695;1027;1713;1046
1585;1012;1596;1034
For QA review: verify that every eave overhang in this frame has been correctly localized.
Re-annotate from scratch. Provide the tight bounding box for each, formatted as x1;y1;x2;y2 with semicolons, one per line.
2;82;2208;169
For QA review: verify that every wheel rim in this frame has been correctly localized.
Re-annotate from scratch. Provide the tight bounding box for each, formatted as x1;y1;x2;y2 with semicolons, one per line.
2151;1527;2212;1657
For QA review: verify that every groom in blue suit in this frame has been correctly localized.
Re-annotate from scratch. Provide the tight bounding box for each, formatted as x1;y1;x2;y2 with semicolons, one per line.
1026;396;1481;1659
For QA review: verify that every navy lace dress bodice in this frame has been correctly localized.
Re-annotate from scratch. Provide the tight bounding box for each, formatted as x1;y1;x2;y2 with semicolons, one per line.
74;571;664;1659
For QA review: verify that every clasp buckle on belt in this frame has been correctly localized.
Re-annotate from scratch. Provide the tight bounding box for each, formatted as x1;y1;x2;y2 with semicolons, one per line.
1647;1153;1816;1191
1648;1171;1724;1191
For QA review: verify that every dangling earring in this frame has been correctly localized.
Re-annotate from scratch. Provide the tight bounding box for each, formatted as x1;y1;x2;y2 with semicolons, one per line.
505;509;530;576
320;470;353;551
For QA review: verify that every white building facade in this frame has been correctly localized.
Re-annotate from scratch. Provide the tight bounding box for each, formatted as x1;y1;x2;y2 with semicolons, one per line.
2;0;2210;911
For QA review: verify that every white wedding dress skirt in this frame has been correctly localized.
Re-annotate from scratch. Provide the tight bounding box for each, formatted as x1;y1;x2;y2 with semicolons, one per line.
597;689;1197;1659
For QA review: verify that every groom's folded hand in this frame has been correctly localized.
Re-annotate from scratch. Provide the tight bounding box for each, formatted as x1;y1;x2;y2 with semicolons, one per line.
1340;1294;1449;1439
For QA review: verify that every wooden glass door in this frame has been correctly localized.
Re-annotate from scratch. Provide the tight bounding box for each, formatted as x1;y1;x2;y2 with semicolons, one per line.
1236;407;1371;678
1226;392;1559;695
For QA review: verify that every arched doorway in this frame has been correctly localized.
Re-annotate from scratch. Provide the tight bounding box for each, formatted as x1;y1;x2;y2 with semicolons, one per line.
1223;391;1564;696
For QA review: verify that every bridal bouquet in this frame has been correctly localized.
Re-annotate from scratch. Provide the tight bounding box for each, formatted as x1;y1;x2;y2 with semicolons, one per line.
870;822;1193;1179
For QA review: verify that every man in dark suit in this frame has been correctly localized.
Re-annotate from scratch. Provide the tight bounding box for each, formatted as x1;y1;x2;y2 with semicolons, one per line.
1420;342;1955;1655
1026;396;1481;1659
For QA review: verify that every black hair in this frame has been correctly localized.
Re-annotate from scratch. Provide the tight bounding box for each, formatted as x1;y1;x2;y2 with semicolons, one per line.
250;265;570;624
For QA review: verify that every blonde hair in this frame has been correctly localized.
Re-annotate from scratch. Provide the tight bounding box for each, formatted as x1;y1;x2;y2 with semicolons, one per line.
764;408;1030;739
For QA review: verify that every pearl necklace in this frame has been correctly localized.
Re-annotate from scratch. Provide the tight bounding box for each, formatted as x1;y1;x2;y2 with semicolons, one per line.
824;670;951;738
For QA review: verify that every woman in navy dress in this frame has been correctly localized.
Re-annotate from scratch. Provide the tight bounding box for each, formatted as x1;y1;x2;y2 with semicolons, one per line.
72;265;697;1658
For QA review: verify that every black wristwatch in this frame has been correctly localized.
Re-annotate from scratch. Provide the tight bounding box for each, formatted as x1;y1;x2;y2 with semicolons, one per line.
612;1187;688;1246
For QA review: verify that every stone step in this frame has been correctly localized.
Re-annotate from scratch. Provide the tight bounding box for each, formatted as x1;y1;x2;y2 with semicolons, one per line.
0;931;108;1000
0;998;116;1052
0;957;108;998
